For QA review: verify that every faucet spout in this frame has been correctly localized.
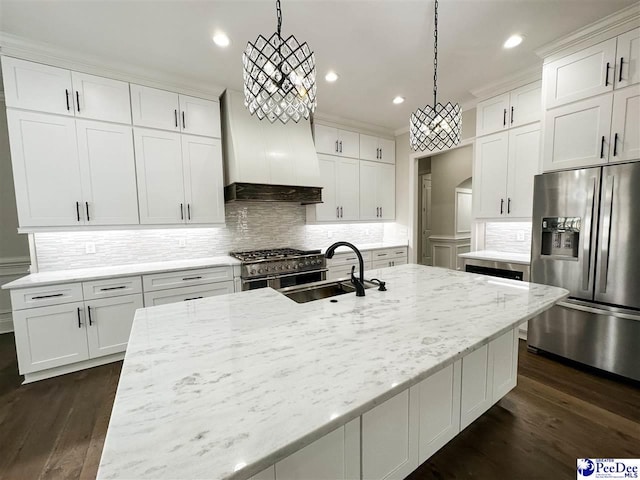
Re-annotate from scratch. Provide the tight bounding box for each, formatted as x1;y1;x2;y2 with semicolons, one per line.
325;241;365;297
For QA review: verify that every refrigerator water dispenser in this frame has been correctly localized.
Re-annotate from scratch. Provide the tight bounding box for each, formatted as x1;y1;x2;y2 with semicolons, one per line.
540;217;580;259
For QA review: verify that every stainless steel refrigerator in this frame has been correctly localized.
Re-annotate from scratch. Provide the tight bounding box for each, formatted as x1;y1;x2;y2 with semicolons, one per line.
529;161;640;381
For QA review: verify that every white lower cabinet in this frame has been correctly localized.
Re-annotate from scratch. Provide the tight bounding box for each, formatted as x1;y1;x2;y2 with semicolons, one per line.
460;343;494;430
143;281;234;307
86;294;143;358
490;328;519;402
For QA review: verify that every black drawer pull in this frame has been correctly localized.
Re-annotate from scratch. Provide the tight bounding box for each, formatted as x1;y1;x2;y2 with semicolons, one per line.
377;253;388;257
182;111;186;129
87;305;93;326
619;57;624;83
184;296;203;301
76;91;80;112
99;285;127;291
503;108;506;126
32;293;64;300
77;307;82;328
605;62;610;86
600;136;605;159
613;133;618;157
65;89;70;111
510;106;514;124
174;109;178;128
182;276;203;281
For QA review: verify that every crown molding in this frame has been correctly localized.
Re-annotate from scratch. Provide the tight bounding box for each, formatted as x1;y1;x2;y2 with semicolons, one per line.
535;2;640;61
0;32;225;100
312;111;395;138
469;64;542;100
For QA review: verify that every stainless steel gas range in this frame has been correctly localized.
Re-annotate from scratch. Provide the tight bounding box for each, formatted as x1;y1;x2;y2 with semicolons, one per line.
230;248;327;291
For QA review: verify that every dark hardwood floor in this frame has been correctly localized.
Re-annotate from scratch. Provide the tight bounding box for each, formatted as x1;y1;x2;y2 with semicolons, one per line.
0;333;638;480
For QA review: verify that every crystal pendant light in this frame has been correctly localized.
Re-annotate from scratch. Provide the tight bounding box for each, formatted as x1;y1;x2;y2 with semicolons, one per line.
242;0;317;124
410;0;461;152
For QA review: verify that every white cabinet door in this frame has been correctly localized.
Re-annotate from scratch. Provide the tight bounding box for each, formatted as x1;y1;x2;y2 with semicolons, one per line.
460;343;494;430
316;155;339;221
360;134;379;161
1;57;73;116
415;361;461;463
610;86;640;162
378;137;396;164
6;110;84;227
314;124;339;154
336;158;360;220
362;389;419;480
615;28;639;89
130;84;180;131
143;282;234;306
178;94;221;138
76;120;139;225
544;38;617;108
71;72;132;124
506;123;540;218
134;128;185;224
181;135;225;224
475;93;509;136
12;302;89;374
509;81;542;128
86;294;143;358
378;163;396;220
474;132;509;218
338;129;360;158
276;419;360;480
543;94;613;171
359;160;379;220
490;328;518;403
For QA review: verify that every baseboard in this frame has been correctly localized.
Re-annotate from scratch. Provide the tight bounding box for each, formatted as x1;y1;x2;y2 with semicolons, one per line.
518;328;528;341
21;352;125;384
0;311;13;334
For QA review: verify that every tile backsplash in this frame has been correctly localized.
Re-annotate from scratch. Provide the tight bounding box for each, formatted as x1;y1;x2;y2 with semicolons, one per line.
33;203;407;271
484;222;532;255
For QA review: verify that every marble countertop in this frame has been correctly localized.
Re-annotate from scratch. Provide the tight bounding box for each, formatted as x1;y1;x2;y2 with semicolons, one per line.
97;264;567;480
1;256;241;290
458;250;531;265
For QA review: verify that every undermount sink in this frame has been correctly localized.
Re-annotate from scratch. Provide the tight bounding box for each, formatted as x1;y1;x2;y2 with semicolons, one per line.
279;278;375;304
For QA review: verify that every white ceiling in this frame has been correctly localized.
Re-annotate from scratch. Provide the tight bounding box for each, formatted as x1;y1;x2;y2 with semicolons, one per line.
0;0;636;132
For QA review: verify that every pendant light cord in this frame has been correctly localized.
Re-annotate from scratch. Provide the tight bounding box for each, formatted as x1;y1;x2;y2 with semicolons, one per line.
433;0;438;107
276;0;282;37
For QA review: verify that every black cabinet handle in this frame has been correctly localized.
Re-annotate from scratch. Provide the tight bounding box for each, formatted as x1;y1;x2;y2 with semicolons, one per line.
339;141;343;153
182;111;186;129
503;109;506;127
85;202;90;221
500;198;504;215
76;201;81;222
182;276;203;281
87;306;93;326
336;207;339;218
380;148;383;159
613;133;618;157
380;207;382;217
184;297;203;301
32;293;63;300
187;203;191;220
99;285;126;291
335;140;339;152
340;206;343;218
180;203;184;220
508;198;511;214
174;109;178;128
65;89;70;111
605;62;610;86
77;307;82;328
600;136;605;159
76;91;80;112
619;57;624;83
510;106;514;124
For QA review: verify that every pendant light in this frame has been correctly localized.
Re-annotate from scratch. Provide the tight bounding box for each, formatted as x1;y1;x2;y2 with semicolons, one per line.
409;0;461;152
243;0;317;124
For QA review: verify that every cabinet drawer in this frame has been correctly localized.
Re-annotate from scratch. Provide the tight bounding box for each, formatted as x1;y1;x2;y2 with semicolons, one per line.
10;283;83;310
327;250;372;266
327;261;372;281
142;267;233;292
143;281;234;306
83;276;142;300
371;247;408;261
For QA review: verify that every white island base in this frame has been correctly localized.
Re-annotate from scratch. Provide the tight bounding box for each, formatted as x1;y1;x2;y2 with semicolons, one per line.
250;327;518;480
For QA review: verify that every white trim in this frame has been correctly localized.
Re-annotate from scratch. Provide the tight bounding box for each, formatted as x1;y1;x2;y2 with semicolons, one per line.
428;235;471;242
535;3;640;62
469;65;543;100
312;112;395;139
21;352;124;383
0;32;224;100
18;222;226;234
0;257;30;277
454;188;473;236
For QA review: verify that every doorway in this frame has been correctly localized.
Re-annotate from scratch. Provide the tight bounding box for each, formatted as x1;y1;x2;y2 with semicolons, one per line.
419;174;432;265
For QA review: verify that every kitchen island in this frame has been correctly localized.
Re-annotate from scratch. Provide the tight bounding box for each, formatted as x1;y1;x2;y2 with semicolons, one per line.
97;264;567;480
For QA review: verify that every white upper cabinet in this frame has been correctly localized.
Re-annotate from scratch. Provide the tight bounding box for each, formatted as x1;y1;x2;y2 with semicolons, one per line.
610;85;640;161
474;132;509;218
313;155;359;221
359;134;396;164
178;94;221;138
131;84;181;132
7;110;84;227
543;95;613;171
314;124;359;158
509;81;542;128
76;120;139;225
134;128;185;224
544;38;617;109
2;57;74;116
616;28;640;89
181;135;225;224
71;72;132;124
315;155;339;221
506;123;541;218
360;161;396;220
476;93;510;136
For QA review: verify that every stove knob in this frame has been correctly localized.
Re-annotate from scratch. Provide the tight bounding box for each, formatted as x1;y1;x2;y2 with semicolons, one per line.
258;269;263;274
264;267;270;272
250;269;256;275
286;264;291;270
293;263;299;269
305;261;310;266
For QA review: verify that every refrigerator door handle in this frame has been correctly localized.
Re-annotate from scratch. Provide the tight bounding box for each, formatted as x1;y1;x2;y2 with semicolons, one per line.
582;177;597;291
558;300;640;322
598;175;615;294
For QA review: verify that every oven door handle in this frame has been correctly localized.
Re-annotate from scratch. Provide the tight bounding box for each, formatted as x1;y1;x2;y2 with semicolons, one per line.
242;268;328;283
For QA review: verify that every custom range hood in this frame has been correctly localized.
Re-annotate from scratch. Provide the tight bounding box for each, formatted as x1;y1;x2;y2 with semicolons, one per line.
221;90;322;204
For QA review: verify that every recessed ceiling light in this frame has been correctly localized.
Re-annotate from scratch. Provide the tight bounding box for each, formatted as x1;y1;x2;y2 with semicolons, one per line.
393;96;405;105
325;71;339;82
503;34;524;49
213;32;230;47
